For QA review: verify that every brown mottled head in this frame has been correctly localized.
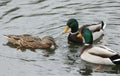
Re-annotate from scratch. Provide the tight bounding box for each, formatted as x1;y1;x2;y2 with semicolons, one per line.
42;36;57;47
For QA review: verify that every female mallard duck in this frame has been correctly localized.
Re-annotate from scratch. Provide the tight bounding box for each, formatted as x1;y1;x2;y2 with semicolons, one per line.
4;34;57;49
80;28;120;66
62;19;106;44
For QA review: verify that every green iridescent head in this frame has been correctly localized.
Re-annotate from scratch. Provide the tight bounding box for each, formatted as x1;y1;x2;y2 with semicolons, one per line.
81;28;93;44
66;19;79;33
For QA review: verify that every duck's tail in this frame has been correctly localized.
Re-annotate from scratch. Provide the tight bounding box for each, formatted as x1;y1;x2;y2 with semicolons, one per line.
110;54;120;65
100;21;106;30
4;35;11;39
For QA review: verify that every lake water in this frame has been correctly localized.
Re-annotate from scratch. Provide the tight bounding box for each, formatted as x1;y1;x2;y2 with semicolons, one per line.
0;0;120;76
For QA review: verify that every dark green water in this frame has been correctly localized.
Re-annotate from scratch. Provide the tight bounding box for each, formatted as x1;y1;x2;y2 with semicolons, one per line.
0;0;120;76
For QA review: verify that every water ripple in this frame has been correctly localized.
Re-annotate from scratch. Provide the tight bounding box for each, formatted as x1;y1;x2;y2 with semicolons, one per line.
0;0;11;6
28;0;46;4
0;0;120;76
5;15;24;23
40;5;49;9
27;13;58;17
53;6;67;9
0;7;20;19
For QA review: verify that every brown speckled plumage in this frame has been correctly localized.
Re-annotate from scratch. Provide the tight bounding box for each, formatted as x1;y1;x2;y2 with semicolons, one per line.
4;34;56;49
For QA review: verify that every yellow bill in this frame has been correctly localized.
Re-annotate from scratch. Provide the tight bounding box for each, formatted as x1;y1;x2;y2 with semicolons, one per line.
62;26;70;34
77;33;82;38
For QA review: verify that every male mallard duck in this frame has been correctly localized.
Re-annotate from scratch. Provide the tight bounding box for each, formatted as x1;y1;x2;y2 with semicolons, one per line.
80;28;120;66
62;19;106;44
4;34;57;49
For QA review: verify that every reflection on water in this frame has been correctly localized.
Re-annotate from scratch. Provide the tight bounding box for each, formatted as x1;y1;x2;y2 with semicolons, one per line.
79;63;120;75
0;0;120;76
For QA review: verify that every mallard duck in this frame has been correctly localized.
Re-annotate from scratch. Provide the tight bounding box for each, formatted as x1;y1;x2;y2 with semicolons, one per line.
80;28;120;66
4;34;57;49
62;19;106;44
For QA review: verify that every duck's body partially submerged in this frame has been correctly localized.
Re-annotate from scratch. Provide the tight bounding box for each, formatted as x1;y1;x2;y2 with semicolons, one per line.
81;45;120;65
4;34;56;49
63;19;106;44
80;28;120;65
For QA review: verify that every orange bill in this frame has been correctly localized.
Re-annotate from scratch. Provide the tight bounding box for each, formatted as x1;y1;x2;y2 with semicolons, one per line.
77;33;82;38
62;26;70;34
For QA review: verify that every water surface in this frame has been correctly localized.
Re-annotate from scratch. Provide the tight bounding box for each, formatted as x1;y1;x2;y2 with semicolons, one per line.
0;0;120;76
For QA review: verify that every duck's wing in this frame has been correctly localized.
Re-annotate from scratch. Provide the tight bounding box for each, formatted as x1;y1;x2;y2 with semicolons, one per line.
83;21;106;41
17;35;43;48
92;30;104;41
4;34;41;45
22;35;41;42
4;34;54;49
87;24;102;32
4;34;38;42
88;46;117;58
80;21;106;32
81;48;115;65
20;38;52;49
98;45;117;53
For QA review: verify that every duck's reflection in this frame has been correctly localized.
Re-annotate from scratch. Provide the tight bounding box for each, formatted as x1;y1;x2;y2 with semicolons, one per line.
79;62;120;75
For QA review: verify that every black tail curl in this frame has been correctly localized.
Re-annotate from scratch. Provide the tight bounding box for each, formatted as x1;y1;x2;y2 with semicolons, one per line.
110;54;120;65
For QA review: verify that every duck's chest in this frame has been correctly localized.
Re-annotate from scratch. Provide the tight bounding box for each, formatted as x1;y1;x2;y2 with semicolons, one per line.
68;33;83;44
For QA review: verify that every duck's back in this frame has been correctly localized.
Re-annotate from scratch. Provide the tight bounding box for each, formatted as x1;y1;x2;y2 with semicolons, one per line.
5;34;42;48
81;46;117;65
4;34;56;49
81;49;115;65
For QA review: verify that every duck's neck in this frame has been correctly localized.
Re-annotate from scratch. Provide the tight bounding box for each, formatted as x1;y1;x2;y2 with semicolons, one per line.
80;44;92;56
71;27;79;33
70;31;79;34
